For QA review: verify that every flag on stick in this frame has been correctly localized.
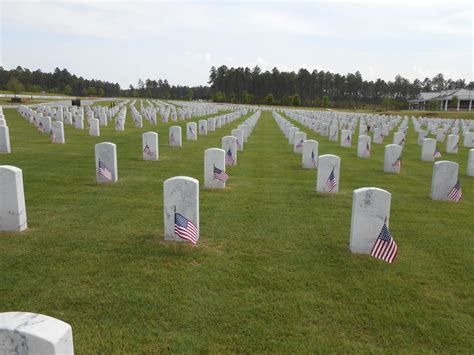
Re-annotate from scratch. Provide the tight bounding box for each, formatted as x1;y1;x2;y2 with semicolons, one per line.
213;165;229;182
326;169;337;191
98;160;113;181
225;148;235;165
447;181;462;202
370;223;398;263
174;213;199;245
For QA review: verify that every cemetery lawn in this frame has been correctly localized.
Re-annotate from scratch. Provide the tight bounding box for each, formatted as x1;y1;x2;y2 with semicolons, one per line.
0;107;473;353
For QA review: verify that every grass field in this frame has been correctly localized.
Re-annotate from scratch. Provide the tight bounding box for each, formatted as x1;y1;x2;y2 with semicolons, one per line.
0;107;473;353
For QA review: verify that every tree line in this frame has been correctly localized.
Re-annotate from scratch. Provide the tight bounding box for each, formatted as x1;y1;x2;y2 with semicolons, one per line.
208;66;473;109
1;65;471;109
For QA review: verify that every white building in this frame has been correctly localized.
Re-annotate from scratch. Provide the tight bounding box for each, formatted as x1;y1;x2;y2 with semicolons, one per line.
408;89;474;111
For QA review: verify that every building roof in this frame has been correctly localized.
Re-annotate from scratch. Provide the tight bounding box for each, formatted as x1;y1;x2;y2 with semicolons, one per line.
409;89;474;102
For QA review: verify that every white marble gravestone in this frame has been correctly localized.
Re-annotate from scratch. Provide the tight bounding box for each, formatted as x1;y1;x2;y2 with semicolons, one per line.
436;128;445;142
204;148;227;189
417;130;427;145
51;121;65;144
142;132;158;161
373;128;384;144
0;312;74;354
41;117;52;134
463;132;474;147
231;129;244;151
421;138;436;161
357;135;371;158
340;130;352;148
74;115;84;129
288;127;299;144
198;119;208;135
293;132;306;154
446;134;459;154
99;113;108;127
95;142;118;183
393;132;405;147
384;144;402;174
467;149;474;176
64;112;72;125
0;126;11;153
222;135;238;166
349;187;391;254
186;122;197;141
430;161;459;201
302;140;318;169
89;118;100;137
238;124;249;143
316;154;340;193
0;166;27;231
208;118;216;132
163;176;199;243
329;125;338;142
169;126;182;147
0;118;6;126
115;119;124;131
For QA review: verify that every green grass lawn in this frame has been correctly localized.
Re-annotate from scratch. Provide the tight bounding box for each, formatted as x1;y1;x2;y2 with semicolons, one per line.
0;108;472;353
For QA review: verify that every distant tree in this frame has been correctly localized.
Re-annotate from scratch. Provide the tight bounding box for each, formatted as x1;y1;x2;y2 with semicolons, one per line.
98;87;105;97
6;77;24;95
428;100;438;111
85;86;96;96
212;91;225;102
322;95;330;108
264;93;275;105
186;88;193;101
451;96;459;109
291;94;300;107
63;84;73;96
241;90;252;104
314;97;321;107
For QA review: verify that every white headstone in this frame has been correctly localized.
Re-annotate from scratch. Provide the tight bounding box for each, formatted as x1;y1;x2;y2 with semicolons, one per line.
74;115;84;129
417;130;427;145
316;154;340;193
340;130;352;148
95;142;118;183
421;138;436;161
208;118;216;132
163;176;199;243
288;127;299;144
89;118;100;137
357;135;371;158
142;132;158;161
467;149;474;176
0;166;27;231
169;126;182;147
294;132;306;154
51;121;65;144
373;128;384;144
231;129;244;151
446;134;459;154
430;161;459;201
329;125;338;142
384;144;402;174
198;119;208;135
0;126;11;153
463;132;474;147
302;140;318;169
0;312;74;354
349;187;391;255
222;135;237;166
393;132;405;147
186;122;197;141
204;148;227;189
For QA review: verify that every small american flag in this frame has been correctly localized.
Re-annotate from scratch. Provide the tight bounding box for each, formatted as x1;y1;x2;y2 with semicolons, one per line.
392;156;402;168
370;223;398;263
311;149;316;166
399;137;405;145
453;142;459;150
143;143;153;156
175;213;199;245
98;160;113;181
366;142;371;154
188;126;195;134
380;133;384;142
236;140;242;149
213;166;229;182
225;148;235;165
344;135;351;144
170;132;175;145
434;147;442;158
296;139;304;149
326;169;337;191
200;125;205;133
50;130;56;143
38;121;44;132
447;181;462;202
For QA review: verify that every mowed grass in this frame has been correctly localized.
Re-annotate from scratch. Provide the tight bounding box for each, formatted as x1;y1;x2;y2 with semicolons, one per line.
0;107;473;353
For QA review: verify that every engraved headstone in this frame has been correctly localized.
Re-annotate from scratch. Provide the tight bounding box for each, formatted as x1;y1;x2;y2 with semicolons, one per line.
95;142;118;183
186;122;197;141
430;161;459;201
0;312;74;354
294;132;306;154
199;119;208;135
302;140;318;169
231;129;244;152
329;125;338;142
51;121;65;144
384;144;402;174
169;126;182;147
349;187;391;255
89;118;100;137
463;132;474;147
0;126;11;153
467;149;474;176
446;134;459;154
163;176;199;243
421;138;436;161
316;154;340;193
204;148;227;189
142;132;158;161
222;135;237;166
340;129;352;148
0;166;27;231
357;135;371;158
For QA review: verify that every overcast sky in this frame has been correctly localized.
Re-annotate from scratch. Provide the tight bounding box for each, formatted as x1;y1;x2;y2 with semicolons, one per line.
1;0;473;88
